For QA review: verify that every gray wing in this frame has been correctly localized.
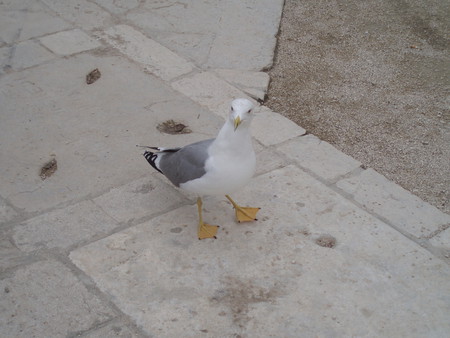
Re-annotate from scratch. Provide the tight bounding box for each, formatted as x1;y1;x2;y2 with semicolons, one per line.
158;138;214;187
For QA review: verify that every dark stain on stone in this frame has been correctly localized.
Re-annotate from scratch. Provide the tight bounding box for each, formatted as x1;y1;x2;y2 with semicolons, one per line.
40;158;57;180
133;182;155;194
210;277;281;328
315;234;336;248
157;120;192;134
86;68;101;84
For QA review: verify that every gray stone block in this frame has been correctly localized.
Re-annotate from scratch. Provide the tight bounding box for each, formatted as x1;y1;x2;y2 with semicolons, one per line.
0;198;17;224
278;134;361;181
337;168;450;238
41;0;112;30
252;107;306;146
70;165;450;337
93;176;187;224
40;29;102;56
0;259;114;337
8;40;55;70
83;321;140;337
99;25;193;81
13;200;118;252
171;71;252;115
0;53;196;212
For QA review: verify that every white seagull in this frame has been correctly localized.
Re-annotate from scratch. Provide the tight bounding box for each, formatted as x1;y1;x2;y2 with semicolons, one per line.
142;98;260;239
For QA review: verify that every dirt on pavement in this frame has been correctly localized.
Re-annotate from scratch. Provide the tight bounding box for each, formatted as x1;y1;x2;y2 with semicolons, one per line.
267;0;450;214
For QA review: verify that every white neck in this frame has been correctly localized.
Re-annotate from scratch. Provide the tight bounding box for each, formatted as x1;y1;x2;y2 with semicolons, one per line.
211;119;253;154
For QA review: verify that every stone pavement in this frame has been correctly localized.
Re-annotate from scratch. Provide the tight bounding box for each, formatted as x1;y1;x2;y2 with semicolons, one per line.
0;1;449;337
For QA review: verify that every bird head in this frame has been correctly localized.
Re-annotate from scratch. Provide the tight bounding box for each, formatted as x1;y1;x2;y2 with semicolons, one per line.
229;98;255;131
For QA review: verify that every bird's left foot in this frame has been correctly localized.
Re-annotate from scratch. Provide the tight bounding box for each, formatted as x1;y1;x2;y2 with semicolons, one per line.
234;206;260;222
225;195;260;222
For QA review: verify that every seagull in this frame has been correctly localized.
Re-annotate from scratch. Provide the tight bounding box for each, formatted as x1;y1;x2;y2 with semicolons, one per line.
141;98;260;239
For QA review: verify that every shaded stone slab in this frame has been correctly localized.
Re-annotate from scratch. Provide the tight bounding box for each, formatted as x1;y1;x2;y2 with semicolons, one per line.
100;25;194;81
12;200;118;252
0;259;114;337
278;134;361;181
171;71;252;115
0;53;206;212
83;320;140;338
205;0;284;70
7;40;55;70
0;7;71;44
0;198;18;224
213;68;270;100
93;176;187;224
337;168;450;238
40;29;102;56
0;236;32;273
41;0;113;30
70;165;450;337
252;106;306;146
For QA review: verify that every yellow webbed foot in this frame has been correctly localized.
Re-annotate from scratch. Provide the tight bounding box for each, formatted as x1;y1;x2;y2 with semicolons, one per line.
225;195;260;223
198;222;219;240
234;206;260;223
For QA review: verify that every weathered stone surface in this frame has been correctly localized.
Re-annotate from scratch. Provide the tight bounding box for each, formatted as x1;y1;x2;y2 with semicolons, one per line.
93;176;186;224
94;0;140;14
337;168;450;238
252;106;306;146
40;29;102;56
254;142;289;176
41;0;112;30
213;68;270;100
0;236;31;273
8;40;55;70
278;134;361;181
0;8;71;44
13;200;118;252
70;166;450;337
204;0;283;70
171;71;252;115
126;0;283;71
0;259;114;337
0;198;17;224
0;53;199;212
100;25;194;81
83;321;140;338
429;227;450;249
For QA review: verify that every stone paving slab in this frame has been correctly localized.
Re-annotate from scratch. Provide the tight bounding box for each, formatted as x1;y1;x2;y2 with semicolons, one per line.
337;168;450;238
1;0;449;337
93;175;187;224
252;107;307;146
70;165;450;337
83;321;140;338
213;68;270;101
278;134;362;181
99;25;194;81
125;0;284;70
40;29;102;56
171;71;253;114
0;53;217;213
41;0;113;30
12;200;118;252
6;39;56;70
0;259;115;338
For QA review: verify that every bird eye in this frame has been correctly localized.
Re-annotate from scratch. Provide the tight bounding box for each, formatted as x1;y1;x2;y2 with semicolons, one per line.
231;106;234;111
247;109;252;114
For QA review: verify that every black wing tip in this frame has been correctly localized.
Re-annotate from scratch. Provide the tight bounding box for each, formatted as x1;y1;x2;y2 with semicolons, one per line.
143;151;163;174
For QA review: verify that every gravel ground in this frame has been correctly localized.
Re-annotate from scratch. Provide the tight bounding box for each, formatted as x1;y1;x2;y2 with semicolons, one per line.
267;0;449;214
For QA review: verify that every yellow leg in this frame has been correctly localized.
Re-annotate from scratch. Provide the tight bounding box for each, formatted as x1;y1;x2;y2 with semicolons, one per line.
197;198;219;239
225;195;260;223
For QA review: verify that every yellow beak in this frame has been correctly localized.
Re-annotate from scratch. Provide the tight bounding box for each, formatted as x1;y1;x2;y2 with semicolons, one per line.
234;116;241;131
